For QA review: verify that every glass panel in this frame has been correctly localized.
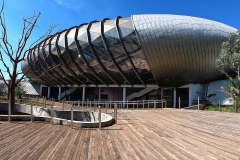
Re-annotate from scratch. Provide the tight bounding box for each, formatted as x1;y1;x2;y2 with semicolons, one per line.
58;31;67;54
39;42;44;59
108;40;126;53
33;49;46;80
119;27;134;38
79;24;88;31
119;21;134;30
75;25;100;84
25;50;38;79
51;35;58;56
77;40;87;50
90;22;101;33
104;25;115;33
123;41;139;53
43;38;69;81
118;18;131;24
118;22;156;84
44;38;51;58
49;35;74;79
67;28;76;48
122;32;140;45
109;50;123;59
130;49;145;59
104;19;115;26
104;27;118;39
67;28;100;84
105;36;118;47
78;32;88;42
91;27;124;84
90;32;101;42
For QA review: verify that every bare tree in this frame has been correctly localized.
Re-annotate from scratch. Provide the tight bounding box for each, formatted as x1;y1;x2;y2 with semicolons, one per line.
0;0;57;114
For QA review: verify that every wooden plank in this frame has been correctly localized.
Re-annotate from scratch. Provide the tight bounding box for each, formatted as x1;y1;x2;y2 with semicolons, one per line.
1;109;240;159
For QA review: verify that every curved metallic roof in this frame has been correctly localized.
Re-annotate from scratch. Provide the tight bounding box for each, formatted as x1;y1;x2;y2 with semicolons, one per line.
22;16;155;87
22;14;237;87
132;14;237;87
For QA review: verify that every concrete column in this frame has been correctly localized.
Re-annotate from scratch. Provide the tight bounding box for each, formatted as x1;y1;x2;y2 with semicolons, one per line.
58;87;61;101
173;88;176;108
188;87;192;107
122;87;126;101
82;86;85;102
161;88;163;100
47;87;50;99
98;87;101;102
40;85;43;97
123;87;126;107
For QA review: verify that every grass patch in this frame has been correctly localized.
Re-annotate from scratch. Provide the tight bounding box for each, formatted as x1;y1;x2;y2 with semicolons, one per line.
204;102;237;113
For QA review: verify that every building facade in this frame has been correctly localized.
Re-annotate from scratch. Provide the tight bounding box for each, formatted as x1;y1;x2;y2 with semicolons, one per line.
21;14;237;107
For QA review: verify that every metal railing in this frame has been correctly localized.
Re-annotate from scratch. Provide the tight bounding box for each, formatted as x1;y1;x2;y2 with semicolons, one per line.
61;99;167;110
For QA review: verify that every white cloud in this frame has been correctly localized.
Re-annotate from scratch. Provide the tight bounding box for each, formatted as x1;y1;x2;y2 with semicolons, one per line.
54;0;81;10
54;0;65;6
52;0;118;21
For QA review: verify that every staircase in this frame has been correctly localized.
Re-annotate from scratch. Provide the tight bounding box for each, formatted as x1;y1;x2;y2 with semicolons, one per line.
60;87;78;100
126;87;159;101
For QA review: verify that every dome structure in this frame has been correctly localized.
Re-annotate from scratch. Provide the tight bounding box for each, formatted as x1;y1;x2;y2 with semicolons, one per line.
22;14;237;87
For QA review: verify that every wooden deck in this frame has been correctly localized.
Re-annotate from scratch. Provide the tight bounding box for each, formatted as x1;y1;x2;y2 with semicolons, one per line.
1;109;240;159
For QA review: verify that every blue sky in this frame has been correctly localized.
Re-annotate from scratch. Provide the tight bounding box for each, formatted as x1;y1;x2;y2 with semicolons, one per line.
1;0;240;79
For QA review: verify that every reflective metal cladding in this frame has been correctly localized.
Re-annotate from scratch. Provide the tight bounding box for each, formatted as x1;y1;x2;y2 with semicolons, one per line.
132;14;237;87
22;14;237;87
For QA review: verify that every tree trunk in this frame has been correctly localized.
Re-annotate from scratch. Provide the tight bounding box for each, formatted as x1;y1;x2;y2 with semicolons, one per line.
236;64;240;113
10;86;15;114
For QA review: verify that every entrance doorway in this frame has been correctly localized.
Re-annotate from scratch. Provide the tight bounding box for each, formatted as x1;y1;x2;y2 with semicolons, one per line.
176;88;189;108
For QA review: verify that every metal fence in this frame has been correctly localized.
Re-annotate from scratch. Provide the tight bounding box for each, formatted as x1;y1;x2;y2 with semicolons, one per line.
61;99;167;110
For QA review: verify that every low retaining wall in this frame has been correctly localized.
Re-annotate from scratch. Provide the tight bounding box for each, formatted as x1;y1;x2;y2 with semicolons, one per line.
183;104;205;110
0;103;50;116
0;102;113;128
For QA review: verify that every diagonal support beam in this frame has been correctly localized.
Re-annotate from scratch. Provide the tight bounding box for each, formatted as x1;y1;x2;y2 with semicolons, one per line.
41;38;69;85
65;26;96;86
48;33;78;85
115;16;145;86
87;21;119;86
100;18;133;86
55;30;86;85
36;43;64;86
75;24;107;86
27;48;53;86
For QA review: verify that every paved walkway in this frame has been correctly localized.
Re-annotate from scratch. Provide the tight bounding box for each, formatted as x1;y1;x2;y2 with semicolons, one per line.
1;109;240;159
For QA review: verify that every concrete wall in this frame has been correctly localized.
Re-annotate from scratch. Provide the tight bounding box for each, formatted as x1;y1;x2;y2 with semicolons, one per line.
207;79;230;104
0;103;51;116
180;84;206;106
190;84;206;101
0;103;112;122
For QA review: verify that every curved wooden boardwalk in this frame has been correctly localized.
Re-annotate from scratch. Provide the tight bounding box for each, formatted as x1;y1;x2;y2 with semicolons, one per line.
1;109;240;159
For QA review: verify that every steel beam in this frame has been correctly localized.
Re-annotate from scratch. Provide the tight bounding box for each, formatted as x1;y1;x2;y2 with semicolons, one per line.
28;47;54;86
41;38;68;85
75;24;107;86
36;43;63;85
101;18;133;86
55;30;86;85
65;26;96;85
87;21;119;86
115;16;145;86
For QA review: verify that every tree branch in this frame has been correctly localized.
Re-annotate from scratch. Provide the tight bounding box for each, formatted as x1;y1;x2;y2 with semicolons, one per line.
0;52;12;79
0;69;9;87
0;0;14;60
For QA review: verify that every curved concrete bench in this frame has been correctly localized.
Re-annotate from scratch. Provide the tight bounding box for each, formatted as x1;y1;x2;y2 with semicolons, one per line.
52;111;113;128
0;102;114;128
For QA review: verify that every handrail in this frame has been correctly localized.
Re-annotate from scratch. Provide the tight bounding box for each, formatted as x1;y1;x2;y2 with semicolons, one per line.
0;96;167;110
62;99;167;110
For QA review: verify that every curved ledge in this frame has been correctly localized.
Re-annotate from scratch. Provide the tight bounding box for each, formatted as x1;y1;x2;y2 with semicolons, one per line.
0;103;114;128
